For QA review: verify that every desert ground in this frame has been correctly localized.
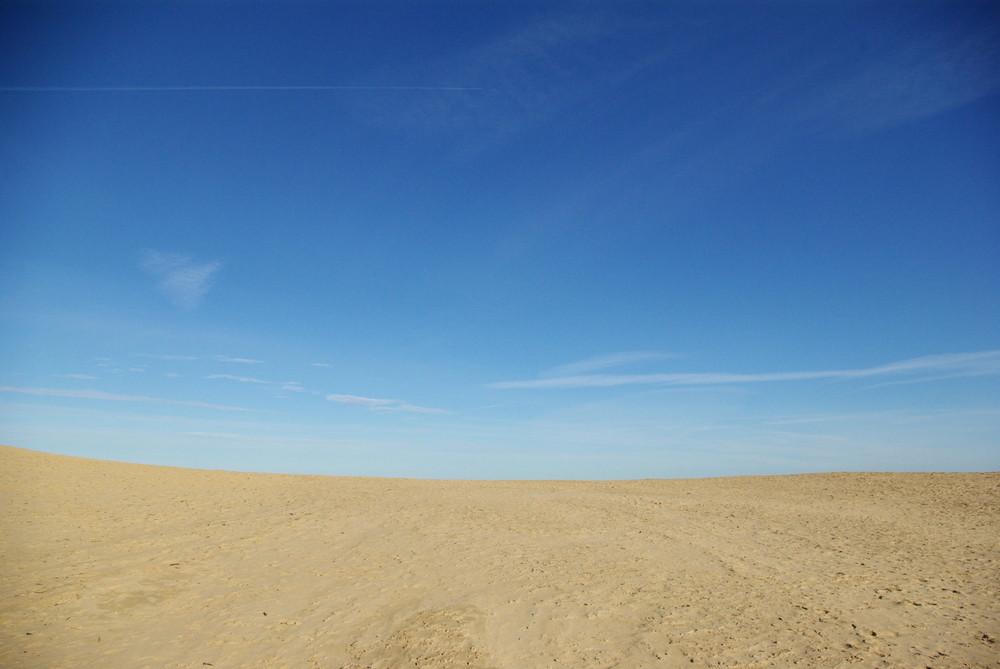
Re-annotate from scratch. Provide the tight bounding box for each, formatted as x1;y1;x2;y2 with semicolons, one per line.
0;445;997;668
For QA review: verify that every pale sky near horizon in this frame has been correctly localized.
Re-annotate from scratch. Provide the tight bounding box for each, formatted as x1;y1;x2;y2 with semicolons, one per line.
1;1;998;479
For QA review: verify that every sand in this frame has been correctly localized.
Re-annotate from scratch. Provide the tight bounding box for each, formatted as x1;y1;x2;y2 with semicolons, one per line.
0;445;997;668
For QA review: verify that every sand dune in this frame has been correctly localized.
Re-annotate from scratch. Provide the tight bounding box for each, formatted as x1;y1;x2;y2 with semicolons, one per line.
1;445;997;668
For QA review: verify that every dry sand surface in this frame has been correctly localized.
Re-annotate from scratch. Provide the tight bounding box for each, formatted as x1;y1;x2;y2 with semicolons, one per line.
1;445;997;668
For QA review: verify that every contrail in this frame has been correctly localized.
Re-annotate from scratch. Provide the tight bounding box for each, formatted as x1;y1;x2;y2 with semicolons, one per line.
0;85;484;92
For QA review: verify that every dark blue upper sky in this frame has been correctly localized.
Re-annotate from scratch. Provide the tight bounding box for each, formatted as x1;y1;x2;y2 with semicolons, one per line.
1;1;998;478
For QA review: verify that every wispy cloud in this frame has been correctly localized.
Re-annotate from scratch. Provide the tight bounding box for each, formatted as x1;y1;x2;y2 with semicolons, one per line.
762;407;1000;427
203;374;268;384
796;26;1000;135
280;382;321;395
141;251;223;309
310;362;333;368
95;358;147;374
326;394;449;414
351;10;638;153
488;351;1000;390
197;373;324;394
386;403;451;415
541;351;677;377
0;386;250;411
327;394;399;408
132;353;262;364
53;374;98;380
213;355;263;364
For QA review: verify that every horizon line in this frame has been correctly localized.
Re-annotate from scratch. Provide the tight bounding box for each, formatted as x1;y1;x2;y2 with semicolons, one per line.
2;444;995;481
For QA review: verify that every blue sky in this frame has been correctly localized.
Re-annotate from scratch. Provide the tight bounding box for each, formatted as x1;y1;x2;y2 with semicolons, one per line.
1;1;998;479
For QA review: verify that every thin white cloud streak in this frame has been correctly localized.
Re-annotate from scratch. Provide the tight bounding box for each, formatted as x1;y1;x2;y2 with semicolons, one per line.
203;374;268;384
141;251;222;309
384;403;451;415
133;354;262;363
542;351;677;377
761;408;1000;427
0;386;250;412
201;375;324;396
327;394;399;408
54;374;98;380
310;362;333;367
488;351;1000;389
326;394;449;414
863;372;1000;390
279;382;322;395
861;352;1000;376
491;371;832;389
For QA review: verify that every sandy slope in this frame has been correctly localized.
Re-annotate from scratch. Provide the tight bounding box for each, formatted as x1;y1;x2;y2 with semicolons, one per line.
0;445;997;668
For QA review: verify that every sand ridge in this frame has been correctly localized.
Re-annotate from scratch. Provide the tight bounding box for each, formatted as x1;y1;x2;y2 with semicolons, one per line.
1;445;997;668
